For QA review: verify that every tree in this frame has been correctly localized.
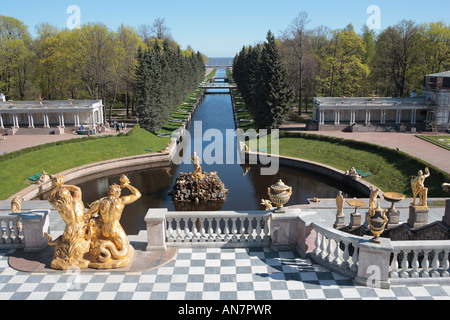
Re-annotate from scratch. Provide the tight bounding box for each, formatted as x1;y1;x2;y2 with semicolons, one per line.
318;26;369;97
255;31;293;129
0;16;33;99
281;12;311;114
371;20;420;97
417;22;450;75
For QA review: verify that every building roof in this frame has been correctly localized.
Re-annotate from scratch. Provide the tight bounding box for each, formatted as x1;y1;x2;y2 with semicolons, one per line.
0;100;103;112
425;71;450;78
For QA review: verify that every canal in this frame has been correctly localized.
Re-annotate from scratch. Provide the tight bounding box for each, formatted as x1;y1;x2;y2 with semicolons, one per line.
43;69;362;235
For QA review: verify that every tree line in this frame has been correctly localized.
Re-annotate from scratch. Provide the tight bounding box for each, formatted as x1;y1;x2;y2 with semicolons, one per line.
233;31;294;130
135;42;205;132
0;16;206;123
235;12;450;116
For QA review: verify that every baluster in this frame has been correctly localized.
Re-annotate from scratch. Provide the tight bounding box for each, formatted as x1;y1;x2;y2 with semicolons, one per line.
224;218;231;240
240;218;246;242
247;217;254;242
231;218;238;241
12;219;20;244
400;250;410;278
320;234;328;260
166;218;174;242
175;218;182;241
390;250;400;278
263;217;269;241
313;231;322;257
325;236;335;263
333;239;342;266
208;218;215;241
184;218;191;241
420;249;431;278
215;218;223;242
341;241;350;269
5;219;12;244
431;250;441;277
255;218;262;241
350;244;359;273
199;218;207;242
410;250;420;278
441;250;449;277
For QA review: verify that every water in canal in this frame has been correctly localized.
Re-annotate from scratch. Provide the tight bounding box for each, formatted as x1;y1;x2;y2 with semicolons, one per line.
41;69;362;234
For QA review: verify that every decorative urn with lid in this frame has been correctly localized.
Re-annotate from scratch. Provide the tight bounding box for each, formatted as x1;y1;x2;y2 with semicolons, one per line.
268;180;292;211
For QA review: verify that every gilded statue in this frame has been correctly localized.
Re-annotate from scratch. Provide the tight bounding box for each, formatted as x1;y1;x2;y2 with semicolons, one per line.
190;152;204;179
85;174;141;269
411;168;430;207
45;176;91;270
11;196;22;213
368;186;379;217
261;199;273;211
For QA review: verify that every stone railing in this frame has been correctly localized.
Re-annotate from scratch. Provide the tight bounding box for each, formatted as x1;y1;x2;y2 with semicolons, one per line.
309;223;362;279
145;209;271;250
389;241;450;285
0;210;50;251
0;214;23;247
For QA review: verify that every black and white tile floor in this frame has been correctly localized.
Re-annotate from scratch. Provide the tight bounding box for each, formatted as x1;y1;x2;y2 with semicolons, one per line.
1;246;450;301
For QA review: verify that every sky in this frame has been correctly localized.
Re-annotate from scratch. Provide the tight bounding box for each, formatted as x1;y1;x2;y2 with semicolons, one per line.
1;0;449;57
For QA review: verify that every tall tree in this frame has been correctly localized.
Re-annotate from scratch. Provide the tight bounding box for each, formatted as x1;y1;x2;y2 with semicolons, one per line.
255;31;293;129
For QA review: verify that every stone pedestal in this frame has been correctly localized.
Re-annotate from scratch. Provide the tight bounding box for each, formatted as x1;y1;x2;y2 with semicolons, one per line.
407;205;429;229
19;210;50;252
145;208;167;252
333;215;346;229
6;127;18;135
350;213;361;229
55;126;65;135
443;200;450;226
269;209;301;251
355;236;393;289
386;209;400;229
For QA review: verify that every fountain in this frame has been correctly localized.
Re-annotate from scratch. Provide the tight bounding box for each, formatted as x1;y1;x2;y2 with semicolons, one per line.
169;152;228;210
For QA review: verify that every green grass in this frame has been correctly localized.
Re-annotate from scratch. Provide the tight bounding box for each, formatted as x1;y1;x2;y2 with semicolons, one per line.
250;131;450;197
416;135;450;151
0;127;170;200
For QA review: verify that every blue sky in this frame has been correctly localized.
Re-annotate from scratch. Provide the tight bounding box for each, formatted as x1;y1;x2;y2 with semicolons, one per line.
1;0;449;57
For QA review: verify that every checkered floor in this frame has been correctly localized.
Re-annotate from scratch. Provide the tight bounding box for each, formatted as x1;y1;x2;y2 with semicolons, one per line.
1;247;450;300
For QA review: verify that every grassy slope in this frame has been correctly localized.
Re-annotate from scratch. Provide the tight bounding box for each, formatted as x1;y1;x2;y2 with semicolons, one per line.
252;132;449;198
0;128;170;200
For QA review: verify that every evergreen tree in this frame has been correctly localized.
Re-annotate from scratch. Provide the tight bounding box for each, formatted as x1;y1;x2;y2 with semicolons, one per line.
255;31;293;129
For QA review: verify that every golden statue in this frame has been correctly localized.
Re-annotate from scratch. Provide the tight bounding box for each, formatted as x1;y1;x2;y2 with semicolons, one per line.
45;176;91;270
190;152;204;179
85;174;141;269
368;186;379;217
261;199;273;211
11;196;22;213
411;168;430;207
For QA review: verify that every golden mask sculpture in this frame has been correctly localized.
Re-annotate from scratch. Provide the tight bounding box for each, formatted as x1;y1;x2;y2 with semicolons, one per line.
45;174;141;270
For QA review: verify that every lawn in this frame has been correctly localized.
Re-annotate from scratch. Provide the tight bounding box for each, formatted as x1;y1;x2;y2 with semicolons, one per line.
0;127;170;200
416;135;450;151
250;131;449;198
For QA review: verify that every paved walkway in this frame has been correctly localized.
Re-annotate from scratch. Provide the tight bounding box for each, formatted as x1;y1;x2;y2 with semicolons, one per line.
280;123;450;174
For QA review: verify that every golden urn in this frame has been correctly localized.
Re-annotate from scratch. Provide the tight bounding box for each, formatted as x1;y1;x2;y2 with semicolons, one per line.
368;203;389;243
268;180;292;210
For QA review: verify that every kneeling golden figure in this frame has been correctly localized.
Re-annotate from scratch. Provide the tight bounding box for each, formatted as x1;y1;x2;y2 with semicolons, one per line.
85;175;141;269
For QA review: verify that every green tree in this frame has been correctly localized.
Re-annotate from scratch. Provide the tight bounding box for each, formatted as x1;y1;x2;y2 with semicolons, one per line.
0;16;33;99
255;31;293;129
